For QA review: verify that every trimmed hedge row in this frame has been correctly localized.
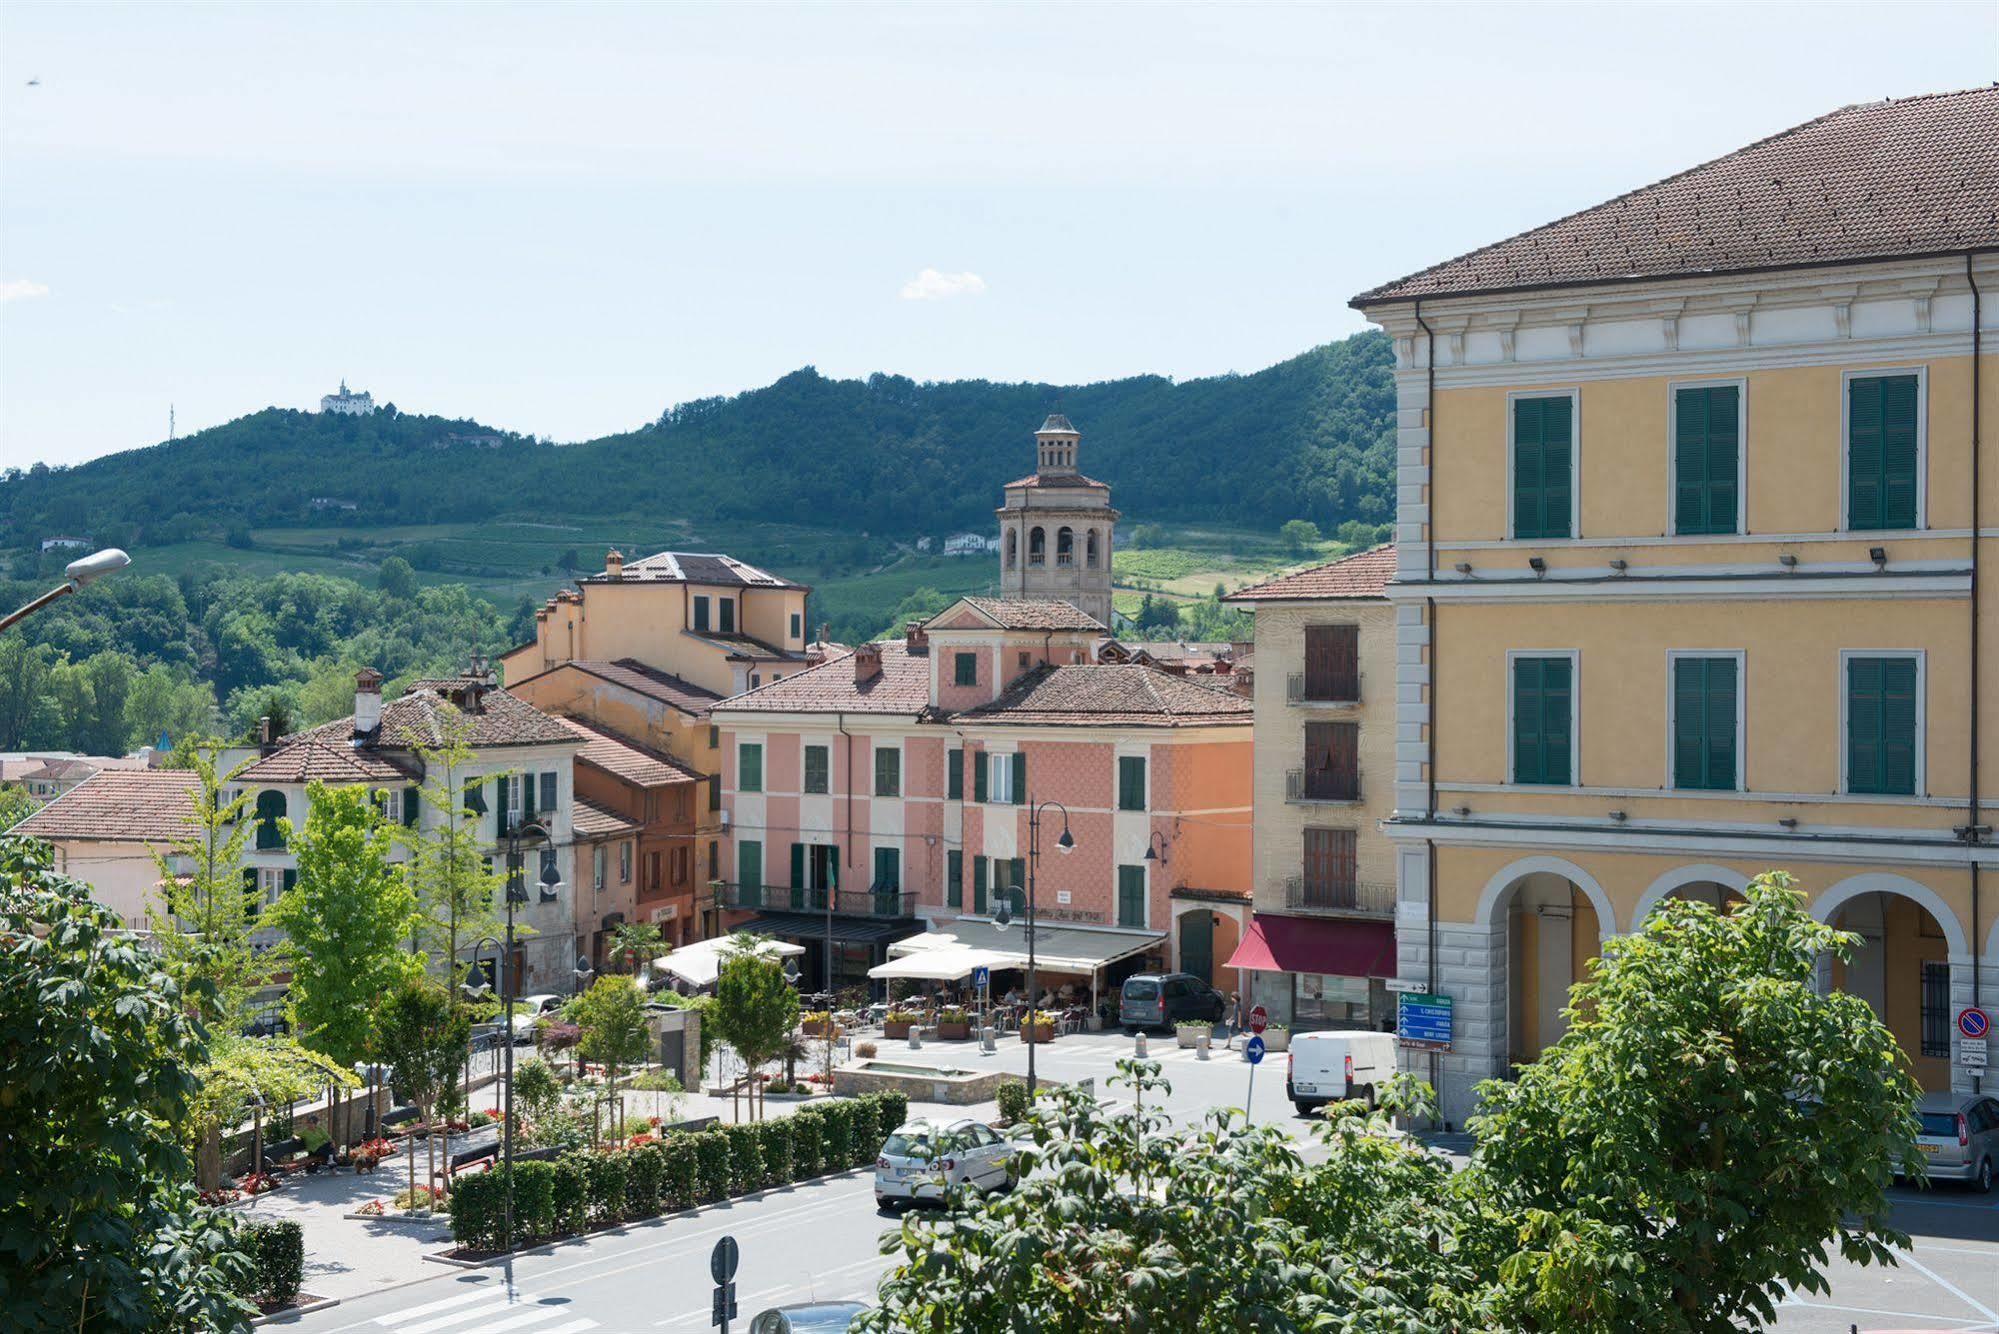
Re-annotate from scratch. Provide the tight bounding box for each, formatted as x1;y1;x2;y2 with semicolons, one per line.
452;1092;909;1253
234;1218;304;1308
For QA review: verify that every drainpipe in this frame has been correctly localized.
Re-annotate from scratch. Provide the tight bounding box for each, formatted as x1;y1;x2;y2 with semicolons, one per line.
1969;252;1986;1092
1414;298;1445;1122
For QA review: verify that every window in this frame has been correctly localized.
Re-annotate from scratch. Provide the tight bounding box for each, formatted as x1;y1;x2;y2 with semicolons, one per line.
538;847;559;887
737;840;763;903
1002;858;1026;916
1300;827;1358;909
1303;625;1359;702
954;652;978;687
947;850;963;908
1005;530;1017;568
620;841;632;883
707;840;718;881
1511;393;1574;540
749;673;760;690
719;598;736;633
403;785;420;827
538;771;557;816
254;790;287;850
1056;527;1074;567
873;745;901;797
464;777;488;817
1845;653;1919;795
1018;651;1030;669
708;725;720;748
1921;961;1951;1058
1302;721;1359;801
1028;527;1046;565
1117;756;1147;812
947;748;963;800
803;744;830;794
593;844;606;892
739;743;763;793
1670;654;1740;791
1673;383;1741;535
671;846;689;885
973;751;988;803
1086;530;1098;568
503;773;524;833
872;846;901;891
709;774;721;812
1117;865;1146;928
791;611;802;640
972;856;989;914
1511;654;1575;786
693;596;711;632
1847;372;1921;531
985;752;1021;803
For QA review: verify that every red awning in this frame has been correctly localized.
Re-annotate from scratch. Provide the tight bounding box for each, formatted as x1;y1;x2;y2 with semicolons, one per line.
1224;913;1395;978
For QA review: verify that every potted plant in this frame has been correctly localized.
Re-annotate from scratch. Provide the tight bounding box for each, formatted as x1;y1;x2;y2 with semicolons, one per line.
1259;1021;1290;1053
883;1009;918;1040
800;1009;834;1038
1176;1020;1210;1048
1020;1009;1057;1044
934;1007;971;1041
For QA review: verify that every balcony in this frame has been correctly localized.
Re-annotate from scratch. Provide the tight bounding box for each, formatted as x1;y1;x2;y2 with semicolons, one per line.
1286;768;1360;804
711;882;918;919
1286;672;1362;707
1283;875;1394;917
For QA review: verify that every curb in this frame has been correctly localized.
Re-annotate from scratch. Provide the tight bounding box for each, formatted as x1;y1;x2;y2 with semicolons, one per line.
251;1294;340;1326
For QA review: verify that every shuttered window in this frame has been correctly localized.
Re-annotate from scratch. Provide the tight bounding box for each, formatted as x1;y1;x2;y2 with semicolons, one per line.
954;652;978;686
947;748;963;800
872;847;900;891
719;598;735;633
1671;656;1738;791
1303;624;1359;701
1846;655;1918;795
538;772;557;815
972;856;989;914
1847;374;1920;531
1301;827;1358;908
1303;721;1359;801
738;743;762;793
1512;395;1574;540
803;745;829;794
1674;384;1739;535
1512;656;1574;786
693;596;711;632
947;850;963;908
1117;756;1147;811
736;840;763;905
1117;865;1147;928
973;752;989;803
873;745;901;797
403;785;420;826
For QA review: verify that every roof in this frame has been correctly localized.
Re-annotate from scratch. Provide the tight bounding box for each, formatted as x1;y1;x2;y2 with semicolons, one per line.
12;769;201;843
1224;544;1397;603
559;718;701;787
711;641;931;716
582;550;801;589
20;756;104;782
1002;472;1109;491
237;684;577;784
572;797;641;838
951;663;1252;728
950;597;1108;632
688;630;802;661
233;730;419;784
1354;87;1999;305
1037;413;1077;434
509;659;722;717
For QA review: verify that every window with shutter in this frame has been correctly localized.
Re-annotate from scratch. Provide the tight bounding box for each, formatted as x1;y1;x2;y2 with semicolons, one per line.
719;598;735;633
539;772;557;816
1301;828;1358;908
739;743;762;793
1847;375;1920;531
1846;655;1918;795
523;771;537;819
947;850;963;908
873;745;901;797
791;612;802;640
464;777;486;815
973;752;989;803
1303;721;1359;801
1512;395;1574;540
693;596;711;632
1117;865;1147;928
947;748;963;800
1117;756;1147;811
1304;625;1359;701
403;785;420;826
972;856;988;914
1512;656;1574;786
954;652;977;686
873;847;901;891
1674;385;1740;535
737;840;763;905
803;745;829;794
1011;752;1026;804
1670;655;1738;790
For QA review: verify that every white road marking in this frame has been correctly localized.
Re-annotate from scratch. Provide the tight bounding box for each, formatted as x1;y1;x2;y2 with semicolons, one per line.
652;1254;889;1327
396;1299;520;1334
470;1305;579;1333
1893;1249;1999;1324
377;1285;502;1325
1778;1296;1987;1326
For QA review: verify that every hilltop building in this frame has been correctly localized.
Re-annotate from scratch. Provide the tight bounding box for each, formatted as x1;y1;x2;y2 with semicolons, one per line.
320;379;375;415
1355;88;1999;1124
997;415;1118;627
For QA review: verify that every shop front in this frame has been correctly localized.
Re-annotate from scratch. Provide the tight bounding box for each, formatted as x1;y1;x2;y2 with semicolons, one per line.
1224;913;1395;1032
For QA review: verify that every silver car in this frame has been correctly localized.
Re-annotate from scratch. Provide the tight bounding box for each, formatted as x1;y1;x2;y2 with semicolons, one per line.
748;1303;868;1333
1912;1091;1999;1191
874;1117;1013;1207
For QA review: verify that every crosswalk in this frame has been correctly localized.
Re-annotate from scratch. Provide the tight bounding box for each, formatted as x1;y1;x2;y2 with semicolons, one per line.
374;1283;597;1334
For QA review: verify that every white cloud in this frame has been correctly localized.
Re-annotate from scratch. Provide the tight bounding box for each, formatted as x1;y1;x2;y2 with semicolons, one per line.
898;268;987;301
0;279;50;303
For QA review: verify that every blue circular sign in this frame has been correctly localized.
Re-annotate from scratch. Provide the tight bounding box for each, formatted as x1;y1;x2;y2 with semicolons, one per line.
1244;1035;1265;1066
1959;1007;1990;1040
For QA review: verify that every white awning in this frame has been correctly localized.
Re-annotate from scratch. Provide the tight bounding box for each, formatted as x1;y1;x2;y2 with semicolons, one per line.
886;919;1164;976
653;934;804;989
867;946;1015;982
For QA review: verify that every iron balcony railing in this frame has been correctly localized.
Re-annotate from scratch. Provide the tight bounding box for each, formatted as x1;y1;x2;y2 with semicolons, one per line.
1283;876;1395;916
712;882;918;919
1286;768;1361;804
1286;672;1362;706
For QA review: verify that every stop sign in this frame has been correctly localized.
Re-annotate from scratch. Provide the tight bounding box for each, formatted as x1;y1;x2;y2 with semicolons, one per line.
1248;1004;1268;1034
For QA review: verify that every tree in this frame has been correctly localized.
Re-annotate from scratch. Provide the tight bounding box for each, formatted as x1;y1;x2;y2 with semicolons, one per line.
607;920;664;975
184;1036;357;1180
0;836;257;1331
710;940;798;1121
376;555;418;599
1280;517;1320;554
370;976;469;1211
570;976;652;1139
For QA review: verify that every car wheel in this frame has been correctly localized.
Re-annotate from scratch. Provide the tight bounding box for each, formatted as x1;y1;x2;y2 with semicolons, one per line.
1976;1157;1994;1195
1293;1099;1317;1115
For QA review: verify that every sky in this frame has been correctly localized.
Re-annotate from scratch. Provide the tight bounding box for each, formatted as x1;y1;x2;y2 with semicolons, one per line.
1;2;1994;469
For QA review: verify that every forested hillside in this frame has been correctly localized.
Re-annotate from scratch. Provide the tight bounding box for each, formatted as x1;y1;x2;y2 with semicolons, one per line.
0;333;1395;544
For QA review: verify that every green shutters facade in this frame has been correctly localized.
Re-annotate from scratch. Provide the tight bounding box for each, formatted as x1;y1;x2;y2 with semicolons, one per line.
1671;656;1738;791
1512;394;1574;540
873;745;900;797
1117;756;1147;812
973;752;988;803
947;850;963;908
803;745;829;794
972;855;989;914
1512;656;1574;786
739;743;762;793
736;840;763;906
1847;656;1918;795
947;749;963;800
954;652;977;686
1847;374;1920;531
1117;865;1146;928
1674;384;1739;535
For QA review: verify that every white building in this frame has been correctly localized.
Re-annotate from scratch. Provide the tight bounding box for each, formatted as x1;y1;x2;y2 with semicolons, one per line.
942;532;997;556
320;379;376;416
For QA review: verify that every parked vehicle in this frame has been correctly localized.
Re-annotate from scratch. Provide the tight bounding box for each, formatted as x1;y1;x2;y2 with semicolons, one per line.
1286;1030;1398;1114
1908;1091;1998;1192
510;993;564;1043
874;1117;1013;1207
1119;973;1226;1034
747;1303;870;1333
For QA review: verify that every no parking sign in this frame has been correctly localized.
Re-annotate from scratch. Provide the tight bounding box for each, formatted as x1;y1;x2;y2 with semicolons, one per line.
1958;1007;1990;1040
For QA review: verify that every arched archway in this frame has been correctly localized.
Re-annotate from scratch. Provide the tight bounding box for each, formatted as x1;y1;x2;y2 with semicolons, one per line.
1475;855;1616;937
1476;855;1614;1066
1632;864;1752;924
1085;530;1099;568
1005;529;1017;569
1056;527;1075;567
1812;873;1968;1092
1028;528;1046;566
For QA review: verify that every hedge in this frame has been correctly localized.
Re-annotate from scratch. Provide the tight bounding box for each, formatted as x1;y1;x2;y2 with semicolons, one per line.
692;1131;732;1203
996;1080;1030;1126
659;1136;698;1211
515;1159;557;1240
583;1151;628;1226
551;1156;588;1236
788;1106;825;1178
756;1117;793;1187
627;1142;664;1217
237;1219;303;1307
870;1089;909;1142
721;1123;764;1194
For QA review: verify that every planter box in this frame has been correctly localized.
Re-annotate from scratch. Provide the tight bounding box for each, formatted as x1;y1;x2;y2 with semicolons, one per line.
801;1018;833;1038
1176;1028;1207;1048
1021;1023;1055;1044
935;1021;971;1042
1259;1030;1290;1052
883;1020;912;1040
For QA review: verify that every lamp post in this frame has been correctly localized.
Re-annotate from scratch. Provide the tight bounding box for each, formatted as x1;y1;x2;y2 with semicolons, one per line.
499;817;549;1255
0;548;130;633
464;935;504;1127
993;797;1073;1099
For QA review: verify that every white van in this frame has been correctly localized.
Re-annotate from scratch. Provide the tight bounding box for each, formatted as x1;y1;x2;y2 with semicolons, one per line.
1285;1030;1398;1113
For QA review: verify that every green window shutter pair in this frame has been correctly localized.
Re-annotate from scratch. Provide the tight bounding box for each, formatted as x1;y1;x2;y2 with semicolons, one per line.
1511;656;1573;786
693;597;710;632
739;744;762;793
1848;374;1920;531
972;856;988;914
1847;656;1918;795
403;785;420;826
874;746;900;797
954;652;978;687
1117;756;1147;812
947;850;963;908
1674;385;1739;535
737;840;763;903
947;749;963;800
873;847;900;891
972;752;988;803
1512;395;1574;540
719;599;735;634
804;745;828;794
1671;656;1738;790
1011;753;1027;804
1117;865;1146;928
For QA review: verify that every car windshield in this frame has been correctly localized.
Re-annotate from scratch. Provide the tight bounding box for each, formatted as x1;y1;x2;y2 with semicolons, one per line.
1123;979;1159;999
1918;1112;1961;1137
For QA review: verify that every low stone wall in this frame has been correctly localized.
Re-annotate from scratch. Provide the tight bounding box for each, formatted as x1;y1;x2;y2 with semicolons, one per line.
832;1059;1008;1107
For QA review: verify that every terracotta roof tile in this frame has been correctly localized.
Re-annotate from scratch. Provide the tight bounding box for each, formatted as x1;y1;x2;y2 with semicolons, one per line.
954;597;1107;632
1355;87;1999;304
712;641;930;716
510;660;722;717
572;797;641;838
233;732;418;784
236;685;577;784
12;769;201;843
1224;544;1396;602
1001;472;1110;490
951;663;1251;728
559;718;701;787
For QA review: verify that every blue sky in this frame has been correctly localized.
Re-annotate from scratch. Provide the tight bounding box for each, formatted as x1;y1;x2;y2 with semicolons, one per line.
2;2;1993;468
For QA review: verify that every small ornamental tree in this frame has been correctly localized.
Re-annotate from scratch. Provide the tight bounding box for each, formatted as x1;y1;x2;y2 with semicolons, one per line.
711;939;798;1121
607;920;664;975
370;976;469;1210
570;976;651;1138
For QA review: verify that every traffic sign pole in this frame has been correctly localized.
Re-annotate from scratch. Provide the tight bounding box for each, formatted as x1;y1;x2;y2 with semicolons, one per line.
1243;1034;1266;1119
711;1235;740;1333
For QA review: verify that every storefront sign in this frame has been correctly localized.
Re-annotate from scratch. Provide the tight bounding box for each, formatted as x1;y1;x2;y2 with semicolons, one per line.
1397;992;1453;1051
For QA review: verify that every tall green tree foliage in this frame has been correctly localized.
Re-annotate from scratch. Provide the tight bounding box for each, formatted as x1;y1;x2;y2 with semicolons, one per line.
570;976;652;1139
400;709;506;991
711;940;799;1121
371;976;469;1210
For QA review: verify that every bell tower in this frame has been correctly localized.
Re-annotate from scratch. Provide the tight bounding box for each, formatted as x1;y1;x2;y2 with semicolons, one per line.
996;414;1118;628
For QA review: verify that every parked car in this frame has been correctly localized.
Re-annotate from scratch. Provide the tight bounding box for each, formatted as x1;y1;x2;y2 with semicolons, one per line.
748;1303;870;1333
874;1117;1013;1208
1119;973;1226;1034
1908;1091;1998;1192
1286;1030;1399;1114
510;993;564;1043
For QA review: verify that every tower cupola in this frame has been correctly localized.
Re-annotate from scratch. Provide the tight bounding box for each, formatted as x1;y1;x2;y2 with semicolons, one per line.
1035;413;1081;476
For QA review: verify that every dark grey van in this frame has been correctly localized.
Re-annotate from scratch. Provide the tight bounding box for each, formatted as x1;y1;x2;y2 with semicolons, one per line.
1120;973;1226;1034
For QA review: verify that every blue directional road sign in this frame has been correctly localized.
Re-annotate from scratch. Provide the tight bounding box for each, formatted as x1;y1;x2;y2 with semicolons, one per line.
1397;992;1454;1051
1244;1035;1265;1065
971;966;990;991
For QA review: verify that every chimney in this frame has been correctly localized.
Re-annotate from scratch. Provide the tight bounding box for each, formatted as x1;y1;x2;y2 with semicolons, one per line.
903;620;928;654
605;548;624;577
354;667;384;735
853;643;883;684
256;716;273;747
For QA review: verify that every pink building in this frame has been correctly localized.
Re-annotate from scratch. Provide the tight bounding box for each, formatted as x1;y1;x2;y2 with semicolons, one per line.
707;597;1255;1003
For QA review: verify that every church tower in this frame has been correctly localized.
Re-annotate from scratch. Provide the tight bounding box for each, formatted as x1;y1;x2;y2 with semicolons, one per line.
996;414;1118;627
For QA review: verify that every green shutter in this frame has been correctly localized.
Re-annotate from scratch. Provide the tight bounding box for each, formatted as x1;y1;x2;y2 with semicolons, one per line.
1008;859;1026;909
1849;375;1920;531
1848;656;1918;795
523;771;537;818
947;850;963;908
1675;385;1739;535
403;785;420;826
954;652;977;686
740;744;761;793
1672;656;1737;790
1118;756;1146;811
790;842;805;892
973;856;988;914
737;840;762;905
1512;656;1573;786
282;867;297;894
1012;752;1026;805
464;777;486;815
1117;865;1146;928
948;749;963;800
1513;396;1573;540
873;847;900;892
243;867;259;917
973;752;988;803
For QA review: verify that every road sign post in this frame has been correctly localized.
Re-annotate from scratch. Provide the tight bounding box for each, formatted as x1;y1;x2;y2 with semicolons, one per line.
1958;1007;1990;1041
1248;1004;1268;1035
711;1235;739;1333
1244;1033;1265;1118
1396;992;1453;1052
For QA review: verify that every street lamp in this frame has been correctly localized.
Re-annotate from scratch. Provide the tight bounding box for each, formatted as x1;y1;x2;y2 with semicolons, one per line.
992;798;1073;1099
0;548;131;633
464;934;505;1132
498;817;549;1255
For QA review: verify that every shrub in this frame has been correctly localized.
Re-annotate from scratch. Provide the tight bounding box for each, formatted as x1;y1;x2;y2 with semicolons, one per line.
692;1131;732;1203
854;1040;877;1059
936;1006;968;1025
869;1090;908;1141
659;1135;698;1210
996;1080;1030;1126
756;1117;794;1186
627;1142;665;1216
819;1100;852;1169
849;1099;880;1167
628;1069;684;1092
551;1155;589;1235
449;1170;503;1251
788;1106;825;1178
582;1151;629;1225
513;1159;557;1240
722;1122;764;1194
242;1218;304;1306
884;1008;919;1024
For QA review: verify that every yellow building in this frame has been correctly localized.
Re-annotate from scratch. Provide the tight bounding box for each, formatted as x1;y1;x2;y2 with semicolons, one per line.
1354;88;1998;1125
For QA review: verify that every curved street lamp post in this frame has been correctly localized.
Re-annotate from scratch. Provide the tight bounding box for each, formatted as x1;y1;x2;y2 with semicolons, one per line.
0;548;131;633
993;797;1073;1099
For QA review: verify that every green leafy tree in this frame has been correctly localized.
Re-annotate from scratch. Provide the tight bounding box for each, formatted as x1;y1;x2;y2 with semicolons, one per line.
607;920;664;975
0;782;35;830
184;1036;357;1176
376;555;418;599
570;976;652;1139
711;939;799;1121
0;836;257;1332
1279;517;1320;554
371;976;469;1210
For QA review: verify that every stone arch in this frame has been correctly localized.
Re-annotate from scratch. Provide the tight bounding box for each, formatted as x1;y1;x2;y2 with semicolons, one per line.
1028;527;1046;565
1474;854;1617;938
1632;864;1753;925
1811;872;1969;959
1085;529;1099;568
1056;526;1075;567
1005;528;1018;568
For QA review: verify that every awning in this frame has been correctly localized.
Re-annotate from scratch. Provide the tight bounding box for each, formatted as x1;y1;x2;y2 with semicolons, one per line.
733;911;912;947
1224;914;1395;977
888;919;1165;976
653;934;805;988
867;947;1016;982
